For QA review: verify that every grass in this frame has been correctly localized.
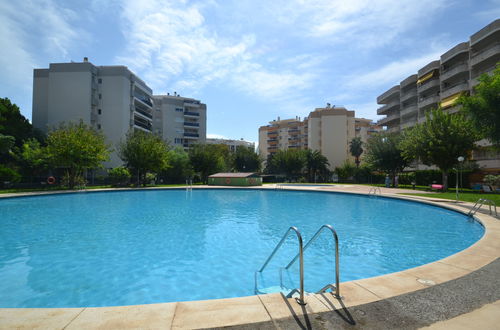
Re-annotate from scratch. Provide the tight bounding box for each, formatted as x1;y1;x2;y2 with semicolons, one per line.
0;183;190;194
400;191;500;204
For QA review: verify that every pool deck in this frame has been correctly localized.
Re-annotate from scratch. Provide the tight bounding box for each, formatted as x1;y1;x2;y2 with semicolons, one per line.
0;184;499;329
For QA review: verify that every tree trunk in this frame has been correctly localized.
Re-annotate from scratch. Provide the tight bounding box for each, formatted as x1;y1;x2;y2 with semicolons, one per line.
442;170;448;191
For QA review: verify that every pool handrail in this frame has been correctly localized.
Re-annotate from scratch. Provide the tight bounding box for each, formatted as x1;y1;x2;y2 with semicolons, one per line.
368;187;381;196
468;198;497;217
285;224;341;298
256;226;305;305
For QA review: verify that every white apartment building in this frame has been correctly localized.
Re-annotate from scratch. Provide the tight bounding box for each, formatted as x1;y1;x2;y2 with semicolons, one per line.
259;106;381;170
32;59;208;167
33;58;154;167
206;138;255;152
377;19;500;171
152;93;206;150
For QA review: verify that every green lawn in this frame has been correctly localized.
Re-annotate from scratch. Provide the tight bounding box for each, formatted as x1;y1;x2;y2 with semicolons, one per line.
400;191;500;204
0;183;189;194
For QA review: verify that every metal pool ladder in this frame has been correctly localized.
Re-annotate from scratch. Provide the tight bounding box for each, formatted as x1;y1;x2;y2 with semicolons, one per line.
285;224;341;299
255;224;341;305
468;198;497;217
185;178;193;190
368;187;381;196
255;226;305;304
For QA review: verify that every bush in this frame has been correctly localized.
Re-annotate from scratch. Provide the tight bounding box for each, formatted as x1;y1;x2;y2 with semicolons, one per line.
0;165;21;183
484;174;500;187
108;167;131;187
61;172;86;188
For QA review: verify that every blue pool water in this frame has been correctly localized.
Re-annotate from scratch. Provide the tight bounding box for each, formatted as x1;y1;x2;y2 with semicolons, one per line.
0;189;483;307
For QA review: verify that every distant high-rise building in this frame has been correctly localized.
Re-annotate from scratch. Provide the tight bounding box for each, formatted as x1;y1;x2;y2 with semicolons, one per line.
258;105;381;169
32;58;154;167
152;94;207;150
376;19;500;171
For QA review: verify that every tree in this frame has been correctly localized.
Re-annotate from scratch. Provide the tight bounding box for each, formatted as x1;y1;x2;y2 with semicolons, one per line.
0;97;43;148
161;147;193;184
349;137;364;167
270;149;306;181
305;149;330;182
118;130;170;186
458;64;500;147
365;132;407;187
45;121;110;189
0;134;15;157
233;146;261;172
400;108;478;190
189;144;231;183
17;138;48;180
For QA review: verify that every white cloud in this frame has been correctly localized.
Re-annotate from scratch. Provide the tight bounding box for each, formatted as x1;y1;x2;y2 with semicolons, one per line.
115;0;319;102
266;0;449;48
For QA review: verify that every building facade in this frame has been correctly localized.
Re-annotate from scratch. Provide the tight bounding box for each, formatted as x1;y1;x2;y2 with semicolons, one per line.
33;59;208;167
376;19;500;171
206;138;255;152
152;93;206;150
33;58;154;167
377;19;500;132
259;106;381;170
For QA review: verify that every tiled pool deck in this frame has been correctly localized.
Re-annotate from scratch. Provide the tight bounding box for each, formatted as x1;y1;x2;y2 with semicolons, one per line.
0;185;498;329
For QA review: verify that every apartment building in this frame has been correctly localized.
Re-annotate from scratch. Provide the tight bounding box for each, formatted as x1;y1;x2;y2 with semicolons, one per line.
376;19;500;170
206;138;255;152
152;93;206;150
33;58;154;167
259;106;381;170
258;116;307;161
377;19;500;132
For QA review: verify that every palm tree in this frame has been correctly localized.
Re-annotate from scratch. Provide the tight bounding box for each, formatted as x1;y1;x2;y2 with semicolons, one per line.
305;150;330;182
349;137;363;168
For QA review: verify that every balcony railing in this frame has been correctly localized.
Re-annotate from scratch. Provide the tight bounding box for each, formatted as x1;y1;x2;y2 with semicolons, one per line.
183;122;200;127
470;43;500;67
184;132;199;138
440;82;469;99
377;99;400;115
400;104;418;118
378;113;400;126
441;62;469;82
417;78;440;93
184;111;200;117
400;89;417;103
134;119;152;131
267;131;278;136
135;107;153;119
377;85;400;104
418;95;440;109
134;94;153;107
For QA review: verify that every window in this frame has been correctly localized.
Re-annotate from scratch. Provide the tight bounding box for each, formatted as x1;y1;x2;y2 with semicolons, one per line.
175;108;184;112
174;138;182;144
98;94;102;99
175;117;183;123
98;109;102;115
97;124;101;130
98;78;102;84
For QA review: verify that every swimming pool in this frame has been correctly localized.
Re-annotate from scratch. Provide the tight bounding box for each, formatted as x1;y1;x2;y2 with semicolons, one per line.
0;189;483;307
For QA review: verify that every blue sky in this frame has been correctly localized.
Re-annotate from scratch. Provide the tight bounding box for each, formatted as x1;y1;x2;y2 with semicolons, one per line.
1;0;499;143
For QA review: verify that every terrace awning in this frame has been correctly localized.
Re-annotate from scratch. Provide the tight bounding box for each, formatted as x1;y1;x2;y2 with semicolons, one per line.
440;93;462;108
417;71;435;84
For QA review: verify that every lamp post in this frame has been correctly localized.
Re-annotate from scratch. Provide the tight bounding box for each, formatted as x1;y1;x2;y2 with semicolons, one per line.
456;156;465;202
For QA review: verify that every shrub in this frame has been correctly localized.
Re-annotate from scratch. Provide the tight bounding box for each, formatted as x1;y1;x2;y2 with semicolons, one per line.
0;165;21;183
483;174;500;187
108;167;131;187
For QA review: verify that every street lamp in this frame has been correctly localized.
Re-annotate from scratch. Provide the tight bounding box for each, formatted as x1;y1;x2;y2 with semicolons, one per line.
456;156;465;202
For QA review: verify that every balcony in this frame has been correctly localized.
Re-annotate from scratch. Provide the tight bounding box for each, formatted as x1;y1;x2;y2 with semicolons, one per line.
417;78;440;93
134;94;153;108
377;99;400;115
135;107;153;120
184;100;200;108
470;43;500;67
400;89;417;103
267;130;278;136
418;95;440;109
440;82;469;100
400;104;418;118
268;146;278;150
441;42;469;64
400;74;417;88
134;118;152;131
184;111;200;117
183;122;200;127
378;113;400;126
418;60;440;77
440;62;469;82
470;19;500;46
470;66;496;87
377;85;400;104
401;119;417;129
183;132;199;139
